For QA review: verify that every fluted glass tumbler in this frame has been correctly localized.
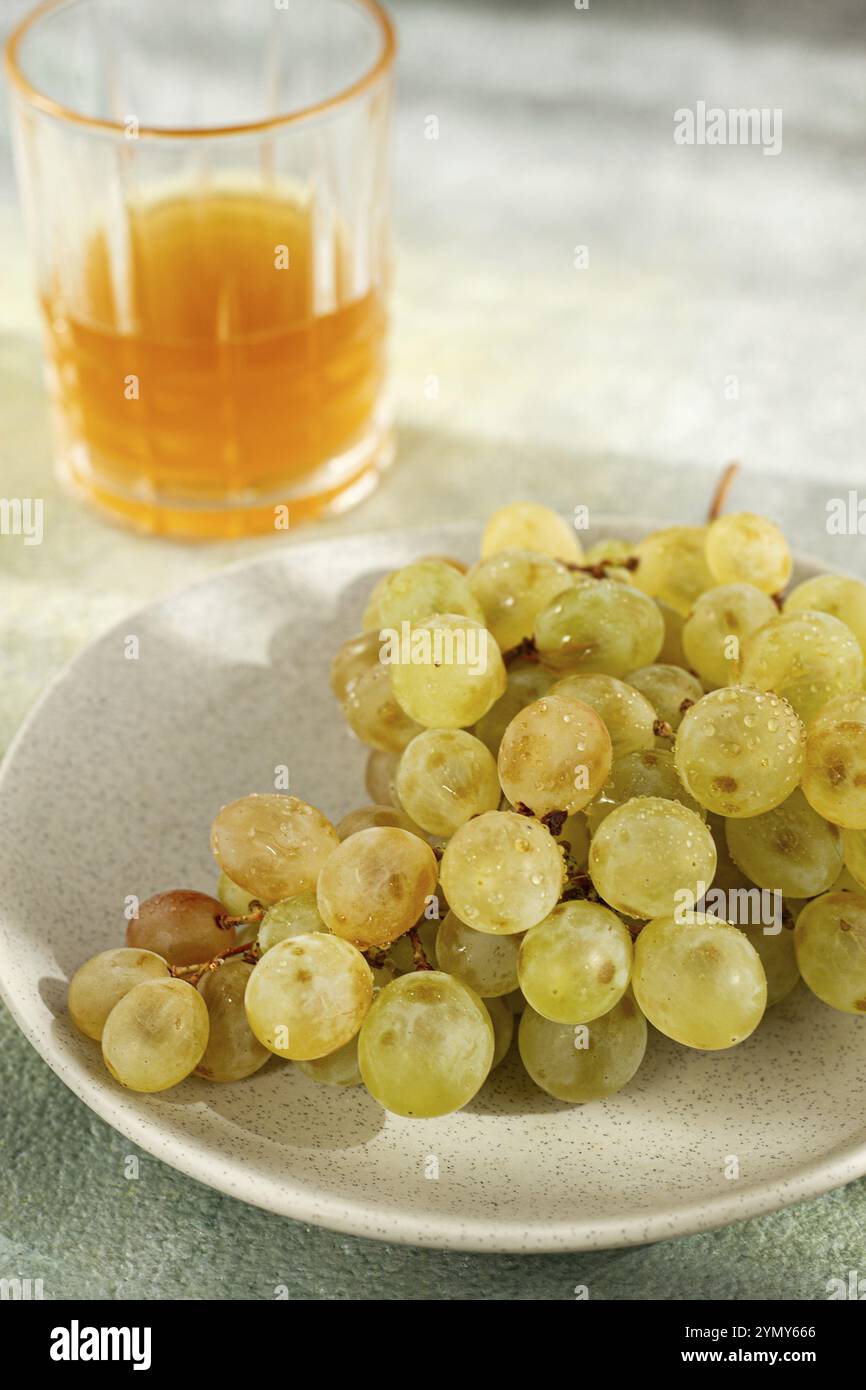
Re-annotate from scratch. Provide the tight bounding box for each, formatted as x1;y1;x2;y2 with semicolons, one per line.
5;0;395;538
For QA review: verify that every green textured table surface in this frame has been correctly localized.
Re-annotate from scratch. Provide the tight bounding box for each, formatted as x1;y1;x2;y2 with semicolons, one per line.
2;0;866;1299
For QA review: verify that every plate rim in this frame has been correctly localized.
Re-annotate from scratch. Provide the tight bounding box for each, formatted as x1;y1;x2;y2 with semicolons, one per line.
1;517;864;1253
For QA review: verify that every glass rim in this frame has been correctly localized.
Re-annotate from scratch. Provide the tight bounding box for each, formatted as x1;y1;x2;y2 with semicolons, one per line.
4;0;396;139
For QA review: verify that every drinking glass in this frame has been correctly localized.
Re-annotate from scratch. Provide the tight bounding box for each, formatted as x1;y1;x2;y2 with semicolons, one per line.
5;0;396;538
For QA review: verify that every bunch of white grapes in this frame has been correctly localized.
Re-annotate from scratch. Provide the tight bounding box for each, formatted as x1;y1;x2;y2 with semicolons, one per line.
68;501;866;1119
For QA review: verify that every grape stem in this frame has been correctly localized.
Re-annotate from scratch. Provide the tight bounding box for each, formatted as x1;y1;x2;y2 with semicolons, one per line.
653;718;674;738
218;906;264;931
566;556;640;579
408;926;433;971
171;939;261;987
707;460;741;521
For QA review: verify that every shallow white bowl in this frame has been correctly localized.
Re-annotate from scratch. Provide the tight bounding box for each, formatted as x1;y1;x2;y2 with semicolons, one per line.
1;520;865;1252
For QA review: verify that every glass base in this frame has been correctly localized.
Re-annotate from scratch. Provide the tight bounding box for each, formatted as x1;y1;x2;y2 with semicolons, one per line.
57;419;396;541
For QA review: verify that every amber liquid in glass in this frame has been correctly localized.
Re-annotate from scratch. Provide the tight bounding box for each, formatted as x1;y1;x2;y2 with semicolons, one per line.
42;192;387;537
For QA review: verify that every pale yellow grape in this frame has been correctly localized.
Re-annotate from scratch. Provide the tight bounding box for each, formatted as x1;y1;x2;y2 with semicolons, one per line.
801;693;866;828
518;994;647;1103
624;663;704;734
245;933;373;1060
785;573;866;657
435;910;521;997
632;526;714;616
485;995;515;1068
724;789;842;898
417;553;468;574
705;512;792;594
344;660;423;752
737;923;800;1007
336;803;423;840
216;871;259;917
632;911;766;1048
589;796;715;919
466;549;574;651
388;614;506;728
102;978;209;1092
396;729;500;836
585;749;705;835
656;600;688;666
682;584;778;688
365;558;484;632
549;672;657;759
440;810;564;934
583;537;635;569
359;571;389;631
556;811;590;867
211;794;339;905
473;663;553;756
481;502;583;563
497;695;612;817
843;828;866;890
296;963;395;1086
330;629;383;703
257;890;326;953
674;687;805;818
316;826;439;949
364;749;400;806
533;581;664;677
195;959;270;1082
518;901;632;1024
739;610;864;723
358;971;494;1117
794;893;866;1014
68;948;170;1042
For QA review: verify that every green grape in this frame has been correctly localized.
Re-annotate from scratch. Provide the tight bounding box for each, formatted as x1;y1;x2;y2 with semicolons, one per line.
656;600;688;666
68;948;170;1042
622;664;704;734
466;549;574;651
364;558;485;631
388;614;507;728
481;502;583;563
344;660;424;752
216;871;259;918
674;687;805;817
473;663;553;756
518;993;647;1102
497;695;612;816
589;796;716;919
550;672;657;758
533;581;664;677
317;826;439;949
435;910;521;997
440;810;564;934
359;571;390;632
387;918;439;972
396;729;500;836
843;828;866;890
126;890;235;968
364;749;400;806
585;749;706;834
737;922;800;1007
258;890;326;952
297;1035;363;1086
724;789;842;898
245;933;373;1059
632;911;767;1048
358;971;494;1117
330;629;383;703
785;573;866;657
739;610;864;723
485;995;515;1069
336;803;423;840
102;978;210;1092
556;811;590;867
801;693;866;828
794;892;866;1013
416;553;469;574
517;900;632;1024
632;526;714;616
830;865;863;894
705;512;792;594
211;794;339;905
583;537;635;575
682;584;778;688
195;959;270;1082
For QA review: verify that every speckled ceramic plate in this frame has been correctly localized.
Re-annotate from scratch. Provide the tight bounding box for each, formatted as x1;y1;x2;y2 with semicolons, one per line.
1;520;865;1252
